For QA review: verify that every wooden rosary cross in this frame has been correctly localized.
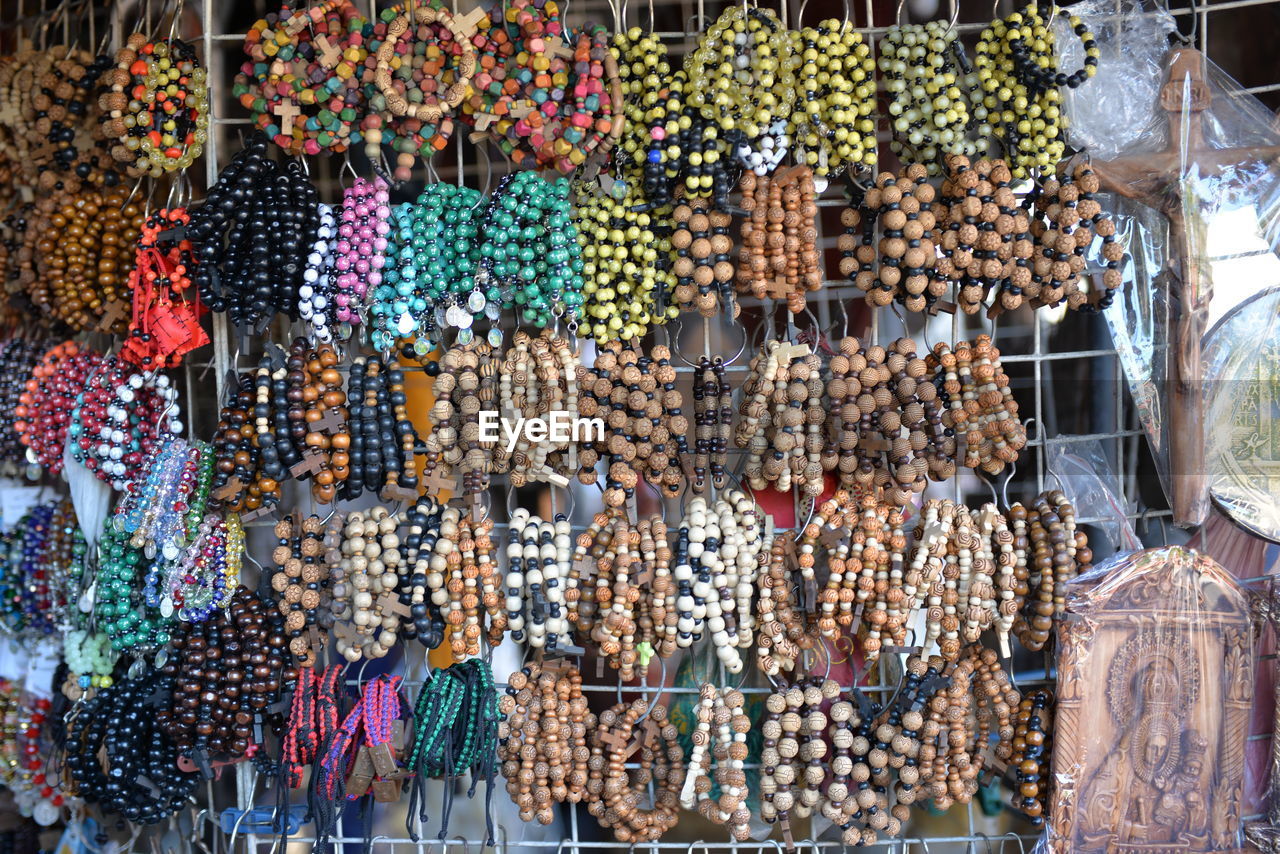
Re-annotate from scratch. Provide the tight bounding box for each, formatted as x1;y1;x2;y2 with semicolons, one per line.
422;467;456;496
314;34;342;69
97;299;130;332
211;476;245;502
454;7;488;38
545;35;576;61
1088;47;1280;525
290;452;328;480
273;101;301;136
312;407;345;435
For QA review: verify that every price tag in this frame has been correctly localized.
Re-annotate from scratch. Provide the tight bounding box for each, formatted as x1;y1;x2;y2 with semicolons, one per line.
25;641;61;698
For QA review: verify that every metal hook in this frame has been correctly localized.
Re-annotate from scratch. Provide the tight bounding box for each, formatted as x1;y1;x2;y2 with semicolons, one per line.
942;0;961;38
1001;833;1028;854
1000;461;1016;510
974;832;997;854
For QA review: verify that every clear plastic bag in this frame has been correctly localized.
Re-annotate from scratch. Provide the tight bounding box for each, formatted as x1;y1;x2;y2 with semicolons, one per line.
1046;439;1141;555
1058;0;1177;161
1041;546;1257;853
1098;44;1280;529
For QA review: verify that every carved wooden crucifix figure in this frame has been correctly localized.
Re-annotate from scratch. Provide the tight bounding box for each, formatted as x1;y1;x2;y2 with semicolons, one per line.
1088;47;1280;526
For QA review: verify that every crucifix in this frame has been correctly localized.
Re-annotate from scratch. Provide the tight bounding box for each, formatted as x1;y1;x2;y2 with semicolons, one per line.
422;466;456;496
273;101;301;136
1088;47;1280;526
289;452;327;480
312;407;346;435
211;476;245;503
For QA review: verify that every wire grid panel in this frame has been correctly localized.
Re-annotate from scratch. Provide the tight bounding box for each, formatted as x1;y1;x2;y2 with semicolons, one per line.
176;0;1280;851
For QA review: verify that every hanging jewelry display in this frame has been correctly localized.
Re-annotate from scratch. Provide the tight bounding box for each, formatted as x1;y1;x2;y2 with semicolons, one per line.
789;18;878;186
735;340;827;498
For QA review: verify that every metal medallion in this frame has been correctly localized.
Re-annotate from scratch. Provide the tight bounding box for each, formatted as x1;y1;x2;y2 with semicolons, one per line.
468;291;487;313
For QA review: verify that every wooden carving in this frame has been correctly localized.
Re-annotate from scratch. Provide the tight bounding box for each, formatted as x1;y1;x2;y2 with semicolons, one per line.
1050;547;1256;853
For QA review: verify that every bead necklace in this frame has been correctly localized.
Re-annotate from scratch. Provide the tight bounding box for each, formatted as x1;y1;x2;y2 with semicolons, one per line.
585;698;682;843
188;134;320;329
671;196;737;318
735;340;827;498
69;356;180;490
236;1;372;157
328;507;405;662
159;585;292;762
300;203;338;344
574;179;677;344
690;356;731;495
209;369;282;515
270;514;332;666
498;661;595;823
576;340;689;506
63;667;198;824
505;508;572;653
334;176;392;336
789;19;878;187
102;35;209;176
159;510;238;622
0;339;49;467
363;4;477;181
568;510;660;674
680;684;751;840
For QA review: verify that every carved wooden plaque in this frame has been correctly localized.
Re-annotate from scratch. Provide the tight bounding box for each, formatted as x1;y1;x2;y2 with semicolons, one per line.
1050;546;1256;853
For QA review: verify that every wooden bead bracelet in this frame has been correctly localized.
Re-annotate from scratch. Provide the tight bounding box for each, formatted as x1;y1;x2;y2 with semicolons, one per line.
690;356;732;495
326;506;407;661
681;684;751;840
498;660;595;824
576;340;689;505
270;514;333;667
928;335;1025;475
425;504;504;662
671;196;737;318
737;167;823;313
736;340;827;498
505;508;573;652
585;698;682;843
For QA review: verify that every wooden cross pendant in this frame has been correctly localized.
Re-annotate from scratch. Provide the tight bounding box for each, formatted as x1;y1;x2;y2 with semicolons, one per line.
290;452;328;480
313;407;346;435
314;35;342;69
97;299;131;332
1087;47;1280;525
212;476;245;502
422;466;456;495
273;101;301;136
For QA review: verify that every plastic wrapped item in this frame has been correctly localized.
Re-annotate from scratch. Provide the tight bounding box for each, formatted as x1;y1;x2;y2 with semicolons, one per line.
1098;45;1280;528
1046;439;1140;555
1058;0;1177;161
1044;546;1256;853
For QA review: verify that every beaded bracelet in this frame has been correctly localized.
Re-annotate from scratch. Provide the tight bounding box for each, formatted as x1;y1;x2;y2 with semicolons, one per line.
63;667;198;824
280;663;344;789
672;196;737;318
493;329;581;487
586;698;682;843
69;355;180;490
333;176;392;336
975;5;1099;178
498;660;596;822
236;1;372;157
574;179;677;344
0;339;49;467
690;356;732;494
209;370;281;515
363;4;477;181
928;335;1025;474
735;340;827;497
327;506;406;661
32;182;142;333
159;585;292;761
756;532;818;679
426;504;504;661
397;493;446;647
94;519;175;654
789;20;877;187
681;684;752;839
505;508;572;652
62;628;119;700
188;134;320;330
576;340;689;505
420;339;500;497
1008;687;1053;824
101;34;209;176
270;514;333;666
879;23;988;173
300;203;338;344
15;341;104;474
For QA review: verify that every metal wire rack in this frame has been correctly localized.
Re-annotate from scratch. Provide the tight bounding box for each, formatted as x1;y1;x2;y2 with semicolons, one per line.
21;0;1268;849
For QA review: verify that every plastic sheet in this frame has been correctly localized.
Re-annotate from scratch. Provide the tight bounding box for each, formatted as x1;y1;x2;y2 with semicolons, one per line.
1098;43;1280;528
1041;546;1257;853
1046;439;1140;555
